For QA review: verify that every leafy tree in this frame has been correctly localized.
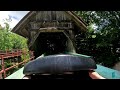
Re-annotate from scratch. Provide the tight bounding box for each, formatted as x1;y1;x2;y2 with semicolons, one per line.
74;11;120;68
0;18;29;77
0;18;28;50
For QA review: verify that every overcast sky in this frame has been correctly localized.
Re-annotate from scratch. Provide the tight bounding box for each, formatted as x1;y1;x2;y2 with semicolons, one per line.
0;11;29;29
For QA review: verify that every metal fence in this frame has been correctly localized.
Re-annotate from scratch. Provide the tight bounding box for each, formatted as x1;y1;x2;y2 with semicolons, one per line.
0;49;34;79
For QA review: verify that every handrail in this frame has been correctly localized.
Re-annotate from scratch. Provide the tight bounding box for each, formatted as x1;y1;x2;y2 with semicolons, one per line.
0;49;34;79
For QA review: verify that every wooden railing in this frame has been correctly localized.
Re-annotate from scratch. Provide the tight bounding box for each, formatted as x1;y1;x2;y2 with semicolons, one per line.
0;49;34;79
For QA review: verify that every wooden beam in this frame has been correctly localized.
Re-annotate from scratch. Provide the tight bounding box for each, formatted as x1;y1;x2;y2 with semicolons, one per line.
28;31;41;48
30;27;73;31
63;30;77;52
65;11;87;32
39;29;64;32
12;11;37;38
29;21;73;30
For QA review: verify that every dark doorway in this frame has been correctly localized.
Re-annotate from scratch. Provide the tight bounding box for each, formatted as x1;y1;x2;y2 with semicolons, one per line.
32;32;68;58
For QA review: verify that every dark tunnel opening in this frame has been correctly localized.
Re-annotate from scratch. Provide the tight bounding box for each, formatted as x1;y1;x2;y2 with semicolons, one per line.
31;32;68;58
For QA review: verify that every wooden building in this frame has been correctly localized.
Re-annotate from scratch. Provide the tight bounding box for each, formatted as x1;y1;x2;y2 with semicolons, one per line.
12;11;87;58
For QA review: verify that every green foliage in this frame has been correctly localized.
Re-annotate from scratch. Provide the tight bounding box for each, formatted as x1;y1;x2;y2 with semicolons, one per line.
0;20;28;51
0;18;29;77
21;48;30;61
1;11;120;76
74;11;120;68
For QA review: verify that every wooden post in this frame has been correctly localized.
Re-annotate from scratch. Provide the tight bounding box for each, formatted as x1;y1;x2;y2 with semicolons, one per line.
29;51;34;60
0;73;2;79
63;31;76;53
68;30;76;52
1;55;6;78
0;57;3;79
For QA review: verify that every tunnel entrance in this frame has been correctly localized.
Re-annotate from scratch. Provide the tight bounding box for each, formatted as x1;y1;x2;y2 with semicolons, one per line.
11;11;87;59
31;32;68;58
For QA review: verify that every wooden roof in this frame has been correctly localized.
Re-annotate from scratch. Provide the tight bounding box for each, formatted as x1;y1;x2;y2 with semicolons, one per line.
11;11;87;38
